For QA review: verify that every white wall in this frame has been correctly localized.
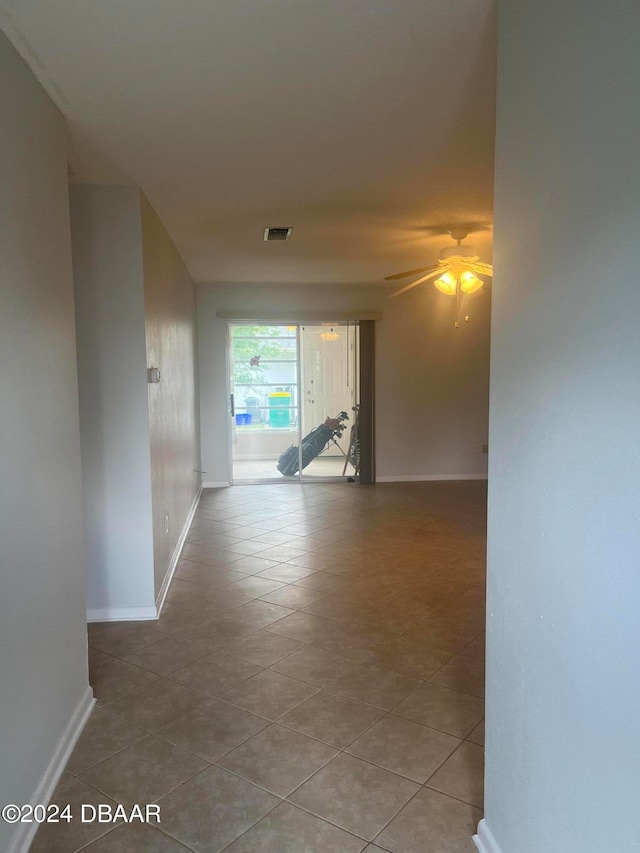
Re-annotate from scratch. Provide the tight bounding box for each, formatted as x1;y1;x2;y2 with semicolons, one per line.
482;3;640;853
141;195;201;597
197;284;490;483
0;31;91;853
70;186;156;620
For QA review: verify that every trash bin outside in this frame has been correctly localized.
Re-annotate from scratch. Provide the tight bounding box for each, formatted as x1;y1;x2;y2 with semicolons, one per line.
245;397;262;424
268;392;291;428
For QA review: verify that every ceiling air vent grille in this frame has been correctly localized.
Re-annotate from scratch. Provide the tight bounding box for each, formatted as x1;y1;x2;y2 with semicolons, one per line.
263;227;292;242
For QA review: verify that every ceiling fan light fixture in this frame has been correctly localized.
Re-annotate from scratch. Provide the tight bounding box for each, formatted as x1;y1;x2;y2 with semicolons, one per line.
434;271;457;296
319;327;340;341
459;269;484;294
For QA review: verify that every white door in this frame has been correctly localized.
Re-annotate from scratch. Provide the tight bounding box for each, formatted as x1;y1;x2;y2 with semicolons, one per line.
301;325;356;455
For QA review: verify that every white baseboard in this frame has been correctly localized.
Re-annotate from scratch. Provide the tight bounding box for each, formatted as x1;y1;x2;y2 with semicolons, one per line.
473;820;503;853
7;685;95;853
155;485;203;616
86;605;157;623
202;481;230;488
376;474;488;482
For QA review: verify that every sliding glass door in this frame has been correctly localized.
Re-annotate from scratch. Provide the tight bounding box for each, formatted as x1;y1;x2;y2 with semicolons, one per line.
228;322;359;483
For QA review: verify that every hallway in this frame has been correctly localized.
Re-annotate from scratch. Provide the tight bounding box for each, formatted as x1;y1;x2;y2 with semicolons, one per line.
34;482;486;852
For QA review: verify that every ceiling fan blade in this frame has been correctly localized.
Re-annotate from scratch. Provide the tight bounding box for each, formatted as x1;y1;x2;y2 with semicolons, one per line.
388;267;447;299
384;264;440;281
471;262;493;276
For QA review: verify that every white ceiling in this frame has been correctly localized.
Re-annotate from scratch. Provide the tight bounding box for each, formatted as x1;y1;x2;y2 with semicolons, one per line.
1;0;496;284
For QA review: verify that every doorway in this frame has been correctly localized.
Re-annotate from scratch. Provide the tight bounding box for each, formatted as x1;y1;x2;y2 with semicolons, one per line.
228;322;359;483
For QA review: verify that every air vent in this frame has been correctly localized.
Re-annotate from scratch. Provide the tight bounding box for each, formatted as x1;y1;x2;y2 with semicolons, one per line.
263;227;292;242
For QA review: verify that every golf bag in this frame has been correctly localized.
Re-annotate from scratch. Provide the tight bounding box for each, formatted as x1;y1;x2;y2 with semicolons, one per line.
277;412;349;476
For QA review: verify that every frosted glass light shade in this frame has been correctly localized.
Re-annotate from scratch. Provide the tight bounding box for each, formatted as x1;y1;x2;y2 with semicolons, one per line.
434;271;457;296
460;270;483;294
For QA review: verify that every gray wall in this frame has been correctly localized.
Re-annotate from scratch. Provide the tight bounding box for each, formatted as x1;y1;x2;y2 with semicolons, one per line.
70;186;200;615
197;283;490;483
0;31;90;850
70;186;156;619
141;195;201;596
484;2;640;852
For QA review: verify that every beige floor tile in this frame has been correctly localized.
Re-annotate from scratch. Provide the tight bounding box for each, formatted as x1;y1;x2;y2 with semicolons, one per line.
170;586;254;615
405;617;483;654
90;659;159;707
155;603;211;634
375;786;481;852
174;557;223;579
80;736;207;808
169;651;262;697
259;585;328;609
346;714;460;783
218;723;337;796
177;615;259;650
88;647;114;674
220;670;318;720
257;564;317;582
89;622;170;658
371;638;452;679
280;689;384;748
222;629;304;666
460;632;486;660
158;766;278;853
301;596;364;622
426;741;484;808
327;661;422;711
271;645;354;688
78;823;191;852
225;599;295;628
285;551;341;570
467;719;485;746
301;526;352;542
78;483;487;853
254;545;308;561
265;611;336;642
224;525;280;539
182;567;250;590
294;571;350;592
225;576;287;598
106;677;212;731
179;549;245;568
287;536;331;552
248;531;301;546
429;654;485;698
123;637;214;676
224;540;273;556
313;624;397;664
393;683;484;738
227;555;281;575
158;696;268;762
289;753;419;841
29;775;119;853
223;801;367;853
66;708;147;774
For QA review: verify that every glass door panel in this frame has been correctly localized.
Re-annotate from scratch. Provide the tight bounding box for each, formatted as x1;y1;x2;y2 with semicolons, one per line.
299;323;359;480
229;324;301;482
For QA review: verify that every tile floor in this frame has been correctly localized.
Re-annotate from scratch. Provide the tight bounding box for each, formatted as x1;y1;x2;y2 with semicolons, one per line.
32;481;486;853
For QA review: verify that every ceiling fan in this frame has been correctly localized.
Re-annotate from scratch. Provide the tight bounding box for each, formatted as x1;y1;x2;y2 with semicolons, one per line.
385;227;493;300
